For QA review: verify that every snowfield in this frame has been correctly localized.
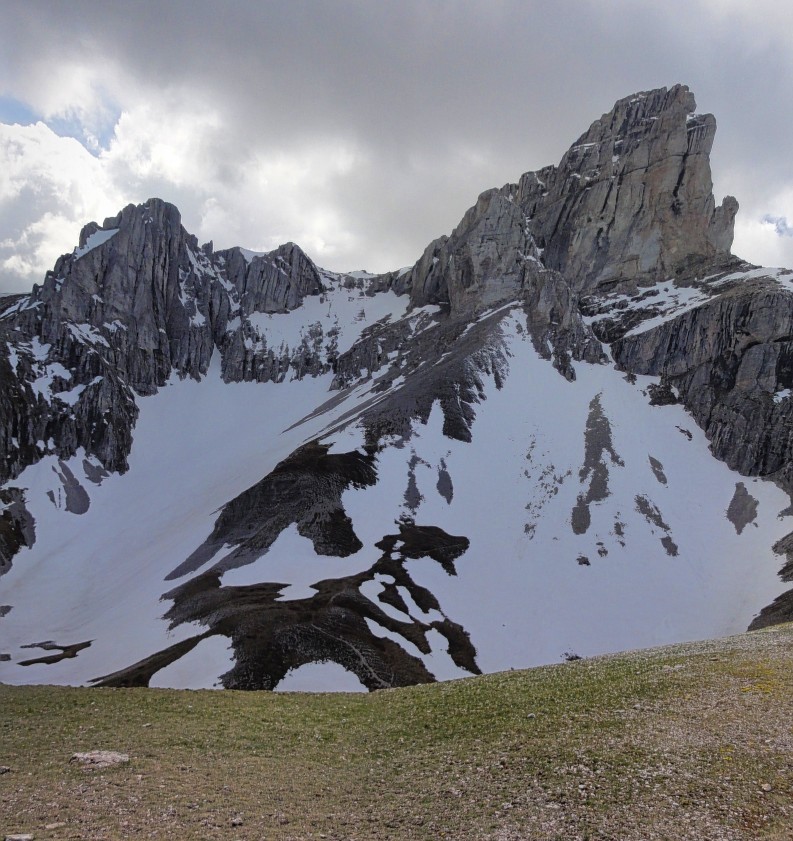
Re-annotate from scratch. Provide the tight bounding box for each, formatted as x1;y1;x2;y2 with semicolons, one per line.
1;293;791;691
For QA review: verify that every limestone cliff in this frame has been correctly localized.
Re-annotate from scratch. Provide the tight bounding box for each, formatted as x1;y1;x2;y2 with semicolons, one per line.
507;84;737;292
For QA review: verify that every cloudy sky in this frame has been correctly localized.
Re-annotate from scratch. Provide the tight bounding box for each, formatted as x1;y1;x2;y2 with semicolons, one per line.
1;0;792;294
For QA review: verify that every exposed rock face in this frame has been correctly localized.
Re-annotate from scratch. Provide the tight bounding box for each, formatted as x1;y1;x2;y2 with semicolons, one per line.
229;242;324;314
609;274;793;490
32;201;212;392
0;488;34;574
167;441;379;579
503;84;737;293
400;186;604;376
0;200;335;486
406;188;533;313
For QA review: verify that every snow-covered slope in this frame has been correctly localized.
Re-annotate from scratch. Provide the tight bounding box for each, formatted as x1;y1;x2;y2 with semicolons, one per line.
1;296;790;691
3;83;793;691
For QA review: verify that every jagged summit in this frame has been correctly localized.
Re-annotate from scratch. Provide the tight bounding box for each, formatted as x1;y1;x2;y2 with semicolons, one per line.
398;84;738;317
507;83;738;291
2;85;793;692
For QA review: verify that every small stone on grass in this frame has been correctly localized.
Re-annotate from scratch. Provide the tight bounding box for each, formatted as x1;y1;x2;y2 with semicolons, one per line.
70;750;129;769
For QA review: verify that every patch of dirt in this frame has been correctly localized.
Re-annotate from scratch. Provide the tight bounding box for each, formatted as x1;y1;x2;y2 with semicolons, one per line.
648;455;668;485
97;520;476;691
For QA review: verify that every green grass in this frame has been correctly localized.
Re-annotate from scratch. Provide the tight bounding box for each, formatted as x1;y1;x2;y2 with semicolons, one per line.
3;626;793;839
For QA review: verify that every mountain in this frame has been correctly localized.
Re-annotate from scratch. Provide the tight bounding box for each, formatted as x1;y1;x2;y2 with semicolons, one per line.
1;83;792;691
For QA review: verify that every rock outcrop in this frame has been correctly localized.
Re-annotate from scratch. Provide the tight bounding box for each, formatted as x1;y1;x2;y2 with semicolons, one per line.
0;200;338;485
503;84;738;293
610;275;793;489
405;188;534;313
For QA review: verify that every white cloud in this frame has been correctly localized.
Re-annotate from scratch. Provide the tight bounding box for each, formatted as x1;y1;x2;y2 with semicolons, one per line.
1;1;793;291
734;218;793;270
105;101;223;186
99;99;371;265
761;215;793;237
0;122;124;289
0;102;377;291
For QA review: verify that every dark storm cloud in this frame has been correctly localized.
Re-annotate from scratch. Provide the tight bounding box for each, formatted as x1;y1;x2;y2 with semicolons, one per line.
1;0;792;285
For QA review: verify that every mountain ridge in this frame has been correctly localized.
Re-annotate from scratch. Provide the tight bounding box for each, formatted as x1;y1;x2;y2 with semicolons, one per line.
2;83;793;691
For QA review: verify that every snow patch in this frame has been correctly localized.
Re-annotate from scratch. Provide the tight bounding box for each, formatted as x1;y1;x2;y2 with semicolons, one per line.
66;323;110;348
149;635;235;690
6;343;19;375
276;661;367;692
73;229;119;260
238;247;267;264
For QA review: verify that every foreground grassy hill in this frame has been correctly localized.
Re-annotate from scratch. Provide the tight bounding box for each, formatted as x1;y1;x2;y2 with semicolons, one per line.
2;625;793;840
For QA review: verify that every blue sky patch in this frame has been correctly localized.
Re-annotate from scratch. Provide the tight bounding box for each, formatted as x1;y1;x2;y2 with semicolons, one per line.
45;113;116;155
0;95;40;126
0;94;118;155
762;215;793;237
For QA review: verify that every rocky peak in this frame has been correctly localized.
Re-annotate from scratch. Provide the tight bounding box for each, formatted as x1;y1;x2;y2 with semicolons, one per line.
402;84;737;326
506;84;738;293
0;197;333;486
232;240;324;315
405;187;534;313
